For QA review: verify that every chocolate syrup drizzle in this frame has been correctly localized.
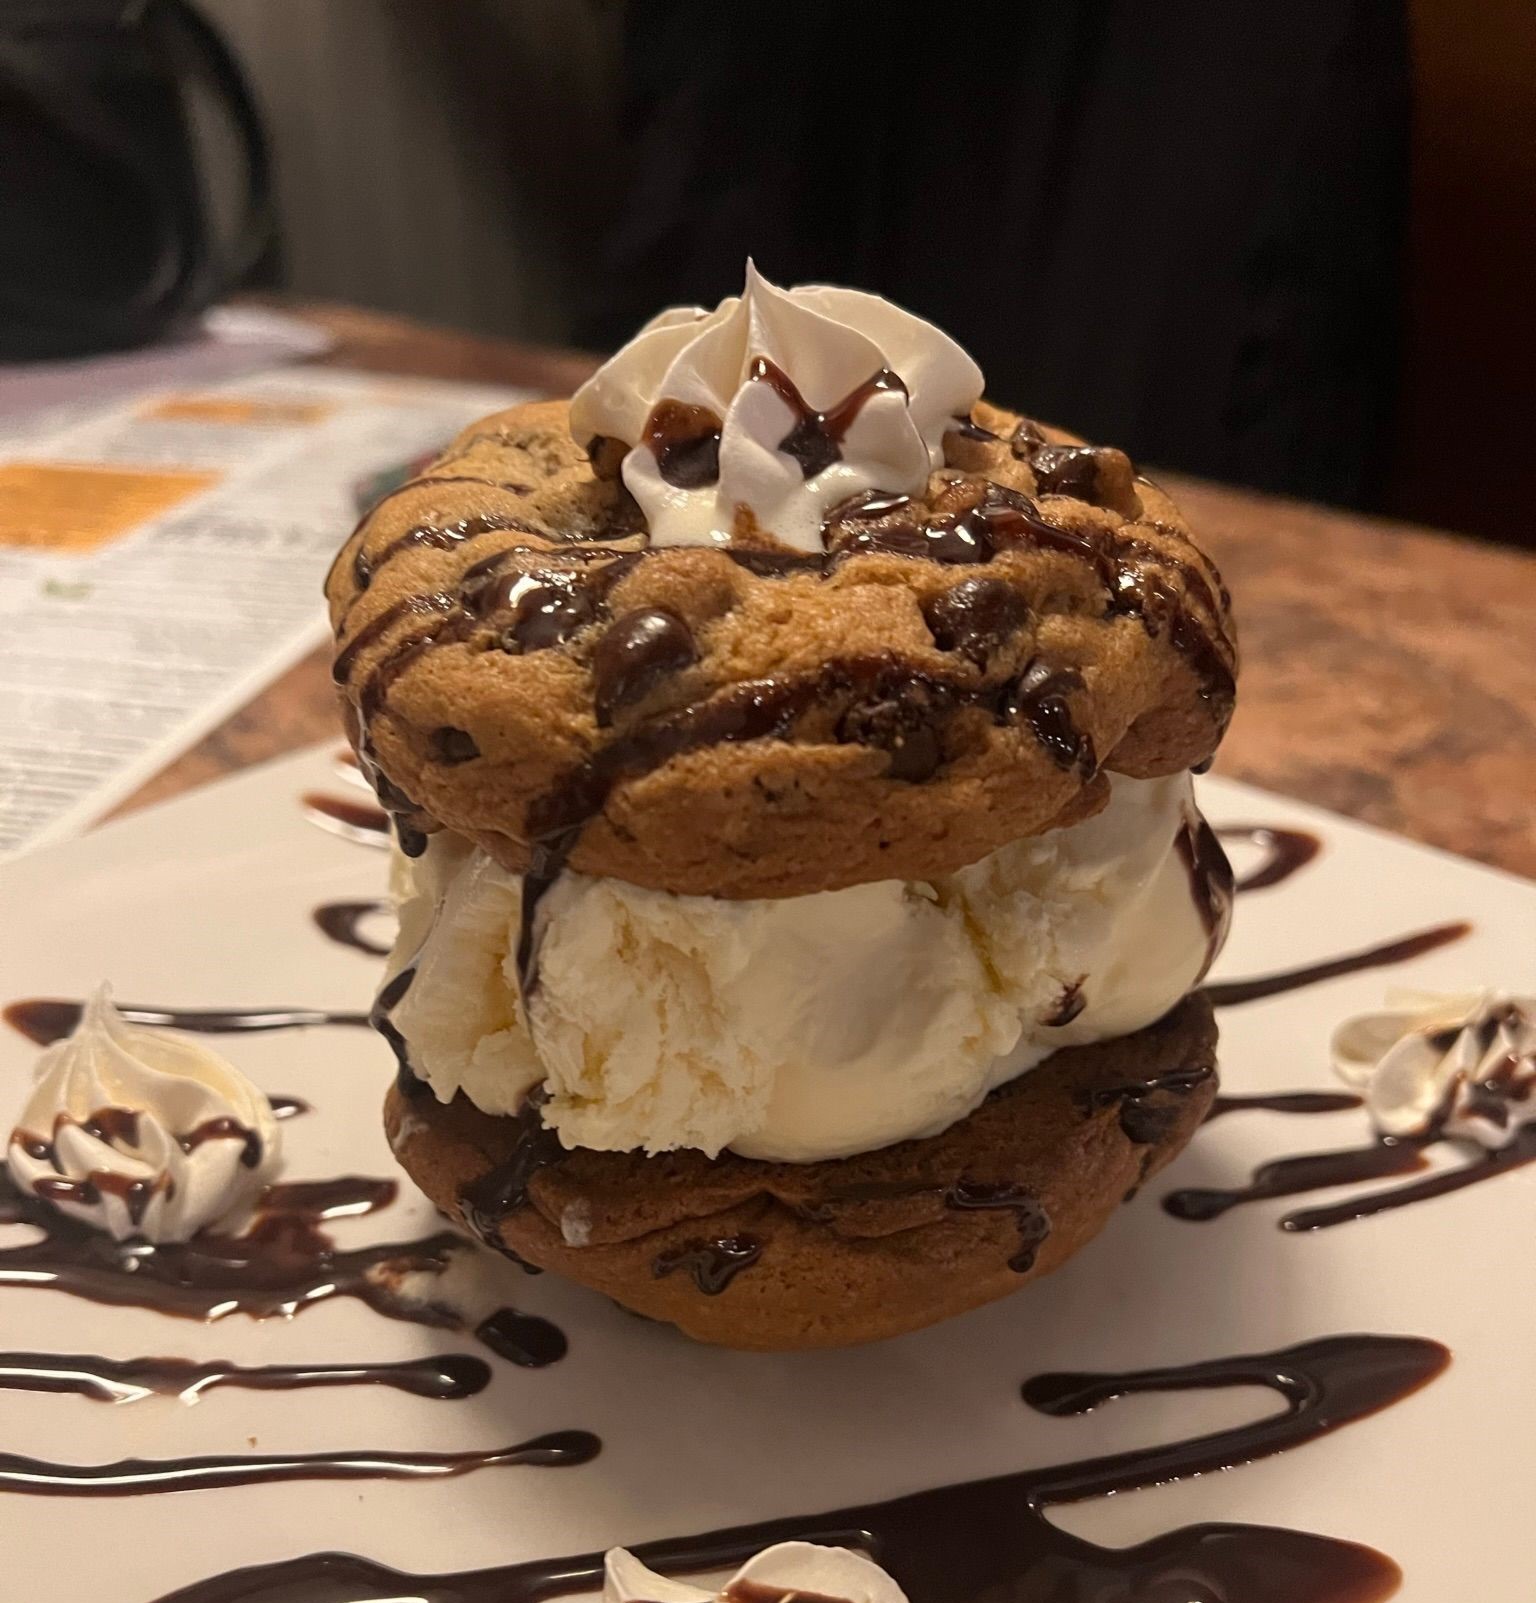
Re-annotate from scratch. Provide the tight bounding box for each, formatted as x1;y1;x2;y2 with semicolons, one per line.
1177;814;1235;978
0;1169;566;1365
1219;825;1323;893
0;1428;597;1498
653;1234;763;1295
313;899;393;957
150;1333;1447;1603
4;999;368;1046
644;400;723;488
1176;987;1536;1228
750;358;907;479
505;646;1108;1004
0;1350;491;1404
332;450;1234;971
301;791;390;844
1207;1092;1364;1121
1070;1067;1213;1154
1204;921;1471;1008
1168;1123;1536;1232
458;1089;567;1255
11;1106;270;1228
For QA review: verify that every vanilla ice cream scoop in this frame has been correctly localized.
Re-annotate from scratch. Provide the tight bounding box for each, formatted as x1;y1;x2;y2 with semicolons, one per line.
383;773;1228;1163
604;1543;906;1603
7;985;282;1241
569;261;983;552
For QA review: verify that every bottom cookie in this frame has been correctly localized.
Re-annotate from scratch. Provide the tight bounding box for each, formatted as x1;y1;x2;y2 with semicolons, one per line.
386;993;1218;1350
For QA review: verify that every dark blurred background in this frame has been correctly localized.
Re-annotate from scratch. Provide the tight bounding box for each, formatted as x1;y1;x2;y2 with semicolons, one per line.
4;0;1534;544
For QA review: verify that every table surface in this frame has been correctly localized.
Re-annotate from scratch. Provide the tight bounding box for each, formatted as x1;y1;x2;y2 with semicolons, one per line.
115;300;1536;882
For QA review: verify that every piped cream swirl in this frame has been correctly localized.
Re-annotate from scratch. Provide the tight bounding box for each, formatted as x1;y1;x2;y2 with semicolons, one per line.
604;1542;907;1603
1333;991;1536;1149
570;263;983;552
6;985;282;1242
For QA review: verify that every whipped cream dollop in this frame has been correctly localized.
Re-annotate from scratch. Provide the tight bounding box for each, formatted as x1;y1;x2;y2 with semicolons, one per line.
569;263;983;552
1333;991;1536;1149
604;1543;906;1603
384;773;1227;1162
6;986;282;1241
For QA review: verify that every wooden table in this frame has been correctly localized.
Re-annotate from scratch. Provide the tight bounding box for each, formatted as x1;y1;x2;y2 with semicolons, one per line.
117;302;1536;882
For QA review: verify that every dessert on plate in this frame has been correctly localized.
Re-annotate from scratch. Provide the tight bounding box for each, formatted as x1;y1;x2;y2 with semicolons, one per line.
326;265;1238;1348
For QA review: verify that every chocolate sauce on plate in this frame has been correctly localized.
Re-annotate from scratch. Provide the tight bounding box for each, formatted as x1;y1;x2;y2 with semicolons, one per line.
0;1350;490;1404
1206;1092;1364;1121
1172;1069;1536;1231
4;998;367;1046
0;1170;565;1364
1281;1125;1536;1231
1204;921;1471;1008
301;791;390;844
1218;825;1323;893
312;899;393;957
0;1428;596;1497
152;1333;1446;1603
474;1308;569;1367
268;1095;310;1120
261;1176;397;1220
1165;1141;1429;1222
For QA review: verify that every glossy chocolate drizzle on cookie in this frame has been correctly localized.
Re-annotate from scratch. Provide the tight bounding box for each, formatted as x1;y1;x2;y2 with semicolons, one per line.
331;409;1236;998
151;1332;1447;1603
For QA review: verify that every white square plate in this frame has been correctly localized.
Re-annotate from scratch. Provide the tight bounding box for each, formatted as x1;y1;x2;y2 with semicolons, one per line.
0;744;1532;1601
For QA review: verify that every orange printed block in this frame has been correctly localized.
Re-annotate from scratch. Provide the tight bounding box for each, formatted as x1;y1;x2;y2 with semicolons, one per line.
141;395;333;426
0;461;218;551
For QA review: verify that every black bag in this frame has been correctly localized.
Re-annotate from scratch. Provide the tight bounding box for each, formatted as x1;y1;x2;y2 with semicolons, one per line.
0;0;272;359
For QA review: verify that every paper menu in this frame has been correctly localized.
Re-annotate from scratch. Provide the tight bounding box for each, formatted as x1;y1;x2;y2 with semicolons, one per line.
0;366;531;857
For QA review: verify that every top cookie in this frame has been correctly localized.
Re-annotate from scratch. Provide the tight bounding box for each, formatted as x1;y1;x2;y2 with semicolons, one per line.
326;398;1236;899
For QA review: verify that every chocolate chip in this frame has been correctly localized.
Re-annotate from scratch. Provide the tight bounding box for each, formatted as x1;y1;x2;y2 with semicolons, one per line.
1000;658;1095;774
1030;444;1104;500
586;434;628;479
1009;418;1046;458
914;509;997;563
1043;977;1086;1026
948;414;999;442
923;577;1031;663
835;511;994;565
838;684;949;781
591;608;698;724
496;575;601;653
1031;444;1142;515
430;727;480;764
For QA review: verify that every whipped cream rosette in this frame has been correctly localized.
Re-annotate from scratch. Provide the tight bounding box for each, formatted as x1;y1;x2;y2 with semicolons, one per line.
7;985;281;1241
571;262;982;552
1333;990;1536;1149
